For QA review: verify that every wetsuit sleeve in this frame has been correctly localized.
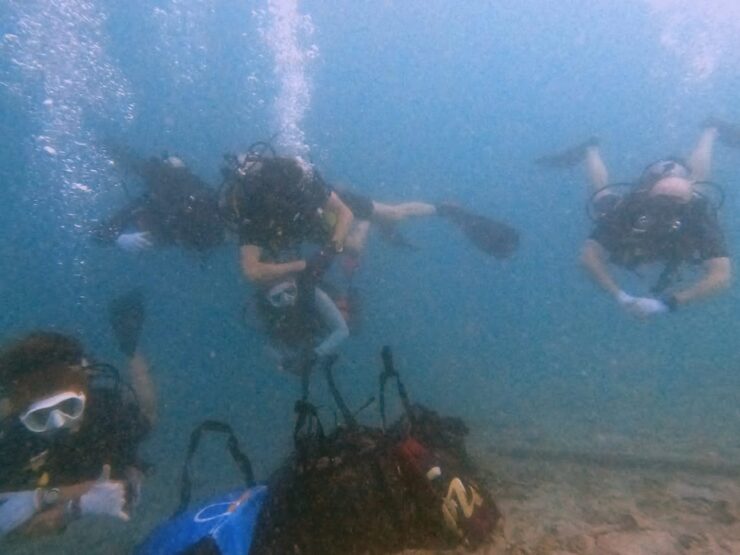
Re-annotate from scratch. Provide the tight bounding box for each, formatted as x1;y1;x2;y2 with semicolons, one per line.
105;143;149;176
90;196;149;245
695;213;728;260
0;424;31;491
301;172;332;212
313;288;349;357
588;221;621;255
335;189;374;221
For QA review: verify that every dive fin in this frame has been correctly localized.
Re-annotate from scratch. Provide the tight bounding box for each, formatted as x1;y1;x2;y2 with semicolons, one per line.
707;118;740;148
108;289;146;357
534;137;599;168
437;203;519;259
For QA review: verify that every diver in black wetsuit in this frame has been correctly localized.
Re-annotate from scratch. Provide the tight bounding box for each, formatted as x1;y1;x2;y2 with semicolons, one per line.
219;152;353;373
0;291;155;540
537;122;732;318
221;147;519;330
92;146;225;253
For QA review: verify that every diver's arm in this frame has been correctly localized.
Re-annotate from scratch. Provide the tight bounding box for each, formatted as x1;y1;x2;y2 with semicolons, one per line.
91;205;137;245
688;126;718;182
313;288;349;357
241;245;306;284
580;239;622;297
128;352;156;427
90;197;152;247
585;145;609;193
105;142;149;176
0;489;40;536
672;257;730;306
325;192;353;251
0;481;93;537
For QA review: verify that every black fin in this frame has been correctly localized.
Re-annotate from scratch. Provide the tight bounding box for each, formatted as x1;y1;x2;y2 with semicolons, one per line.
437;204;519;259
712;119;740;148
108;289;146;357
534;137;599;168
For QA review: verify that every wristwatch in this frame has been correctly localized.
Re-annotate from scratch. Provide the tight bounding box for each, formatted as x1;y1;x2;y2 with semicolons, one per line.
37;487;61;509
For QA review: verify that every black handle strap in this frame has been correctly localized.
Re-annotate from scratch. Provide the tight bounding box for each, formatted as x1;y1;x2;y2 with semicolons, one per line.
293;399;325;445
379;346;415;431
651;257;682;295
322;354;357;429
176;420;255;515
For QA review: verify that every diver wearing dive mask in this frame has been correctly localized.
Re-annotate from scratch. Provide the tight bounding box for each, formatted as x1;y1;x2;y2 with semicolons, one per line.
535;121;731;319
584;173;729;318
0;317;155;540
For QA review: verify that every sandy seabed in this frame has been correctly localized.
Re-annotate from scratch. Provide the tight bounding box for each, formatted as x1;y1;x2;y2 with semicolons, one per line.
6;448;740;555
404;446;740;555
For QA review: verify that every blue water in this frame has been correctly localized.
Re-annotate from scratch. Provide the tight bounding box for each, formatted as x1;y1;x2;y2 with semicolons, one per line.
2;1;740;552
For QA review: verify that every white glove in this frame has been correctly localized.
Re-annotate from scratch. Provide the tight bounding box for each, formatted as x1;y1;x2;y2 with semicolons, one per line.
615;290;636;308
79;465;129;521
116;231;152;252
0;491;38;536
627;297;669;319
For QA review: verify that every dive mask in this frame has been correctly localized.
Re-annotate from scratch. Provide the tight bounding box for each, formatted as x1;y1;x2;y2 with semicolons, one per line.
630;195;687;237
267;281;298;308
19;391;86;433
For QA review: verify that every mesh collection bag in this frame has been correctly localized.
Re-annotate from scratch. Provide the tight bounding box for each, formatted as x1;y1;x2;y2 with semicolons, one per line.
250;348;501;554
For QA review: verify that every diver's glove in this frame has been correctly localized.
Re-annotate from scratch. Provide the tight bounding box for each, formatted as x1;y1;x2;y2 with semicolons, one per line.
79;465;130;522
615;290;637;309
0;491;40;535
626;297;669;319
116;231;153;252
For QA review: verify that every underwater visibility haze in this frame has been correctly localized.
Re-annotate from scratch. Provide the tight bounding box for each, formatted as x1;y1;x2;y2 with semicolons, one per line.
1;0;740;553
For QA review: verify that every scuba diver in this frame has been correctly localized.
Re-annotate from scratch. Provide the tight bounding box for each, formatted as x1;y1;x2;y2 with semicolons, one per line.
0;290;156;540
220;148;354;375
92;144;225;253
536;122;733;318
221;144;519;330
256;271;349;377
219;149;353;285
219;148;353;375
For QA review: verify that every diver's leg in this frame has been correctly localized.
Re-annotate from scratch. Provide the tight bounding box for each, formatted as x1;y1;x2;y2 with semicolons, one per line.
313;288;349;357
585;144;609;193
371;201;437;222
687;126;718;182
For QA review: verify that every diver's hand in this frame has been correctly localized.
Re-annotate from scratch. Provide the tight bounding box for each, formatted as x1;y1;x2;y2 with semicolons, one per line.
304;249;335;281
627;297;669;319
615;290;637;310
116;232;152;252
329;238;344;254
79;465;129;521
